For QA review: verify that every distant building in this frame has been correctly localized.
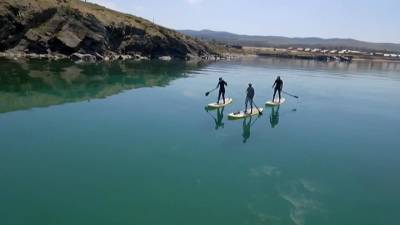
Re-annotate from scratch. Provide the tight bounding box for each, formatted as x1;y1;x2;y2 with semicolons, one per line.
330;50;338;54
321;50;329;54
297;48;304;51
338;50;347;54
384;54;391;57
304;48;311;52
311;48;321;53
348;50;362;55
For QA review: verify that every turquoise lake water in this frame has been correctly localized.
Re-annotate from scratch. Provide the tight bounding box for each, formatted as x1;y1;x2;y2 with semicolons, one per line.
0;58;399;225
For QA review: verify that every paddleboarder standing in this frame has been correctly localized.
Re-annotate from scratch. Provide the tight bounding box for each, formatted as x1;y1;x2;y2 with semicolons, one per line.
272;76;283;102
245;83;255;114
216;77;227;104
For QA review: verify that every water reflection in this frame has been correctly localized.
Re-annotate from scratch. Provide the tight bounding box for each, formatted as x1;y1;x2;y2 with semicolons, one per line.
242;117;252;143
269;106;280;128
0;59;205;113
267;107;297;128
242;116;261;143
231;57;400;80
237;57;400;71
205;107;225;130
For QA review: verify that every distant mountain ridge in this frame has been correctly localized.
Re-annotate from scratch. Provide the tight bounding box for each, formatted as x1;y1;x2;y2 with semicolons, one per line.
180;29;400;53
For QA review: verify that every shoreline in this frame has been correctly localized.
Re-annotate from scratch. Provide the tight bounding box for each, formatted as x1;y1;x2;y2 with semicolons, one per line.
222;52;400;63
0;51;223;63
238;47;400;63
2;50;400;64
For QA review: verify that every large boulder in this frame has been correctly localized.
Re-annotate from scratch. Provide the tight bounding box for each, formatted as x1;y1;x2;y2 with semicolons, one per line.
159;56;172;61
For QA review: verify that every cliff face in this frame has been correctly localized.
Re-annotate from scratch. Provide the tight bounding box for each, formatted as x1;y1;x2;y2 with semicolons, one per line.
0;0;215;60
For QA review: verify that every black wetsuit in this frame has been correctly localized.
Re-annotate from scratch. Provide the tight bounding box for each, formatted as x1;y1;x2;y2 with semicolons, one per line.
273;78;283;101
245;86;255;113
217;80;227;103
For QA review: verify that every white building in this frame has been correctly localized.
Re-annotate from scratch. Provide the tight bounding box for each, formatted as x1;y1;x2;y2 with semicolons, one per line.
348;50;362;54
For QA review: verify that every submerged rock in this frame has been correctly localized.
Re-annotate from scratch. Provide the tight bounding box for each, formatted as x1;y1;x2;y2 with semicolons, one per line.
118;55;132;60
27;53;40;59
159;56;172;61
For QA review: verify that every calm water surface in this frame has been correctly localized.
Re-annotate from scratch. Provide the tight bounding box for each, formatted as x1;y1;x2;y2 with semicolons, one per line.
0;58;399;225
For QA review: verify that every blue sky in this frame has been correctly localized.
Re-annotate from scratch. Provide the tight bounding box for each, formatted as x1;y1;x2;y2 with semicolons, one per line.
88;0;400;43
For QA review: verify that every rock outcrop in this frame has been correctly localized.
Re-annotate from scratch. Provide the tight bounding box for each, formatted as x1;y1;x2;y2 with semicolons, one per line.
0;0;217;61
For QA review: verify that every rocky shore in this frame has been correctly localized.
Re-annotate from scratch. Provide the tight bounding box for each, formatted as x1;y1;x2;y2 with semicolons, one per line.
0;0;221;63
0;51;149;62
0;51;223;63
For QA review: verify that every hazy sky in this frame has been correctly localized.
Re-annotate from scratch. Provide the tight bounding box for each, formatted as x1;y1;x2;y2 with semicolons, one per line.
87;0;400;43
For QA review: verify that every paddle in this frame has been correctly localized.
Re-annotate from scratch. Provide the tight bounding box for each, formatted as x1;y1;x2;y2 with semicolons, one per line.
283;91;299;99
252;100;263;116
250;115;260;126
205;87;218;96
205;108;217;120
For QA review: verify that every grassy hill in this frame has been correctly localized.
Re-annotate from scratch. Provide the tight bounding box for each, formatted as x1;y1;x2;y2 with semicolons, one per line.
180;29;400;53
0;0;217;60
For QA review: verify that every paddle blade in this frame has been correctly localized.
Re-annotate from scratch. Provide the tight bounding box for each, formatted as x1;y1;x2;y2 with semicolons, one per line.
205;92;210;96
257;108;263;115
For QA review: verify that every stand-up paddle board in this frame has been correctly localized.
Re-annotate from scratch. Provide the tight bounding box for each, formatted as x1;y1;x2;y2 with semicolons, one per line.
266;98;285;106
228;108;263;120
207;98;233;108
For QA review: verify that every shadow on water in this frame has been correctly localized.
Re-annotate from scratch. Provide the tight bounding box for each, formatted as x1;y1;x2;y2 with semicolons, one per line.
205;107;225;130
0;59;206;113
